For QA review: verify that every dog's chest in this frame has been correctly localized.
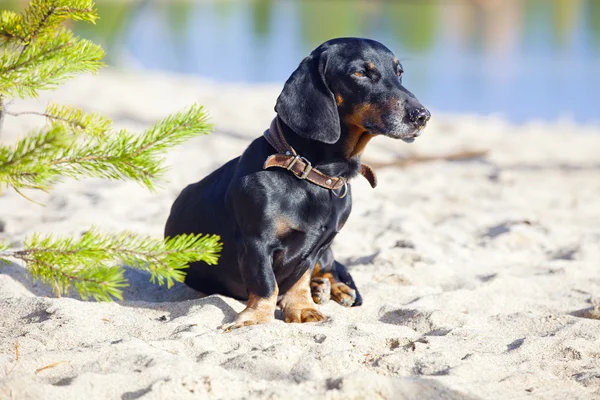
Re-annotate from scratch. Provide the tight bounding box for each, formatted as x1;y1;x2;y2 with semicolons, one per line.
287;195;350;255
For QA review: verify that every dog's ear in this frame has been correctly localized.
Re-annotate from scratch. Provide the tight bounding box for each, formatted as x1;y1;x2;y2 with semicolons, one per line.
275;51;340;144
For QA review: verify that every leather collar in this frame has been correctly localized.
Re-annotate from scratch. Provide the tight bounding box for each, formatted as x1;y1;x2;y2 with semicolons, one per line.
263;117;377;197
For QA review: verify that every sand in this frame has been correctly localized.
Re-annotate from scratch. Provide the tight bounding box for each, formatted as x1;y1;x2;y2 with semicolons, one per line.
1;70;599;399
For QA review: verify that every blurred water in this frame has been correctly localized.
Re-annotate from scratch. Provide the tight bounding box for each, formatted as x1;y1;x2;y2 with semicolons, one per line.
4;0;600;123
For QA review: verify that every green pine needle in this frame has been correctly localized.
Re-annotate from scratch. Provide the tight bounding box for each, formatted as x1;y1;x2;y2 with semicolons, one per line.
0;1;103;98
0;104;213;193
0;27;104;98
0;0;98;44
45;102;112;136
0;229;222;301
0;123;69;191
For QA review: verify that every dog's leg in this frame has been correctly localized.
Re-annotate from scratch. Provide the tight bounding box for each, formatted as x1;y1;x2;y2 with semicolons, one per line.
222;289;278;331
279;269;327;323
222;240;279;330
311;248;362;307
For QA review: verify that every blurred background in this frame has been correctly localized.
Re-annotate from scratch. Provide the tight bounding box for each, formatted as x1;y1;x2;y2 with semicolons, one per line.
2;0;599;124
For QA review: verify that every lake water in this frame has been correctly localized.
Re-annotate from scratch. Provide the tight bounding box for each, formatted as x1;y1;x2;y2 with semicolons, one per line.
5;0;600;124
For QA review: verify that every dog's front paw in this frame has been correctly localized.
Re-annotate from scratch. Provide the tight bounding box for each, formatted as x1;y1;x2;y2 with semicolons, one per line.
221;307;274;331
284;307;327;323
331;282;356;307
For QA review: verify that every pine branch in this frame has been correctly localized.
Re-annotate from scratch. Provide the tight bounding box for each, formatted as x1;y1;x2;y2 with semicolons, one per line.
0;124;67;191
49;104;213;190
0;229;222;301
11;251;127;301
135;105;214;153
5;103;112;136
45;103;111;135
0;104;213;194
0;28;104;99
5;110;83;128
0;1;222;301
0;1;102;99
19;0;98;45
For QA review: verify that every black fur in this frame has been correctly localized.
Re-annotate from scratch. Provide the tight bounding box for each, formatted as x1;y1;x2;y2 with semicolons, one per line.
275;52;341;144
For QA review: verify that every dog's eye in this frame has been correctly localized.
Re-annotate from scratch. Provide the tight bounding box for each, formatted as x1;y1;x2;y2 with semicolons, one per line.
353;70;367;78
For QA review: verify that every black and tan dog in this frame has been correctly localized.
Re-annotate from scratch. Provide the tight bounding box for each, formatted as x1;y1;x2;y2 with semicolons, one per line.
165;38;430;329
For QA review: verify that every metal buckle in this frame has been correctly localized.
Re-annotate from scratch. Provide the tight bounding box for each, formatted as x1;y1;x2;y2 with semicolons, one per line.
332;177;348;198
298;157;312;179
287;155;312;180
286;155;300;171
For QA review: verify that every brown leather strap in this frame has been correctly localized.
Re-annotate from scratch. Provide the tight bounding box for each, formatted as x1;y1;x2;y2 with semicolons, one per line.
263;117;377;192
264;118;297;156
263;153;347;190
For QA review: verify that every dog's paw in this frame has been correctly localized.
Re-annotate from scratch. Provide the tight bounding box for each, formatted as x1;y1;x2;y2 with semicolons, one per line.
331;282;356;307
311;277;331;304
220;308;274;332
284;307;327;323
221;320;256;332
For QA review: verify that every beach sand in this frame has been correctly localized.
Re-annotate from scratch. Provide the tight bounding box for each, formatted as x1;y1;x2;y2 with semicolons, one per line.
1;71;599;399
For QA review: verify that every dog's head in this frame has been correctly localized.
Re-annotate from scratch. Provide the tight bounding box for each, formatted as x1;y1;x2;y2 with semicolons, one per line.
275;37;430;146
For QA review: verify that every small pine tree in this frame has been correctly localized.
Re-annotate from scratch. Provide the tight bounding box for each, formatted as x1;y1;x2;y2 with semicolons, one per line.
0;0;221;301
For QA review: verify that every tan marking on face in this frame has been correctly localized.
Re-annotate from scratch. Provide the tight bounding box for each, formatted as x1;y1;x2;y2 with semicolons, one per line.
353;71;365;77
279;269;327;323
394;58;399;65
223;285;279;330
367;62;376;70
346;130;376;159
343;104;379;159
335;93;344;106
348;103;384;130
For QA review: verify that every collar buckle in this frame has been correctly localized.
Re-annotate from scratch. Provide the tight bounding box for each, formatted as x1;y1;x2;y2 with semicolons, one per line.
287;155;312;180
286;155;301;171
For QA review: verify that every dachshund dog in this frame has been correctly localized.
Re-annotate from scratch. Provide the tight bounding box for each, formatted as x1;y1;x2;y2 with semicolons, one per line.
165;37;430;329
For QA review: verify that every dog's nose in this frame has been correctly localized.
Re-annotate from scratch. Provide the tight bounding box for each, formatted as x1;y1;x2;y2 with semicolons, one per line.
409;108;431;127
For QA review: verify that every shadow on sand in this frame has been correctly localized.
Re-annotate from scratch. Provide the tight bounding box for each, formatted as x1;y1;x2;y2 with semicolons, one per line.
0;261;239;323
